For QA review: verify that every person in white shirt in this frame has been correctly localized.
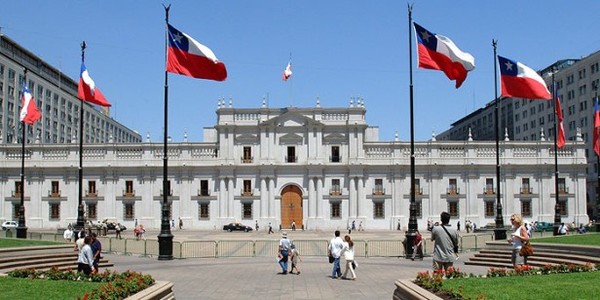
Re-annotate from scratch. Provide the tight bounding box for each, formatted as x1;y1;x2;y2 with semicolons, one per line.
77;236;95;275
341;235;356;280
328;230;344;279
63;228;73;242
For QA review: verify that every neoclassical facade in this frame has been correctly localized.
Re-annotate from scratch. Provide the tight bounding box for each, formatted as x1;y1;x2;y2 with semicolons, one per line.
0;104;589;230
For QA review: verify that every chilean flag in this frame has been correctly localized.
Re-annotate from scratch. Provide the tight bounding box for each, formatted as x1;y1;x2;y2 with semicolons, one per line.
166;24;227;81
283;61;292;81
78;63;111;107
19;83;41;124
554;88;565;148
498;56;551;100
413;22;475;88
594;97;600;156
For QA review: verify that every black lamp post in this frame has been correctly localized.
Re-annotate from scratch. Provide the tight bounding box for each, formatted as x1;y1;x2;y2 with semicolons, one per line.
492;40;506;240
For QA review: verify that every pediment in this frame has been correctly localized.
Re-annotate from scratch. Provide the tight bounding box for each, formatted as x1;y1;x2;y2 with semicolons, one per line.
262;110;322;127
323;133;347;144
235;133;258;144
279;133;303;144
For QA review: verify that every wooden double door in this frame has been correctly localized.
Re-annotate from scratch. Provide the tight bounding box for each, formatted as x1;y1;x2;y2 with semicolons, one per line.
280;185;303;229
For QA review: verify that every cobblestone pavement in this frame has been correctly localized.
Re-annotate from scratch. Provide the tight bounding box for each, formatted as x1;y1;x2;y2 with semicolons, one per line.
103;229;490;300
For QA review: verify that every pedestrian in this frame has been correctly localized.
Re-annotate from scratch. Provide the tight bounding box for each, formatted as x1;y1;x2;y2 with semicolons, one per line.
508;213;529;268
63;227;73;242
457;220;461;232
255;220;259;231
328;230;344;279
431;212;459;271
179;217;183;230
358;221;364;231
291;220;296;231
77;236;95;275
134;219;138;228
74;230;86;252
559;223;568;235
290;244;302;275
278;232;291;274
115;223;122;239
411;230;423;261
351;220;356;231
341;235;356;280
268;222;274;234
90;232;102;273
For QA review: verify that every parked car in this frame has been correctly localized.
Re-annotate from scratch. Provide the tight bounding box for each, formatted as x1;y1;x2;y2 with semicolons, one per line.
223;222;253;232
2;221;18;230
534;221;554;232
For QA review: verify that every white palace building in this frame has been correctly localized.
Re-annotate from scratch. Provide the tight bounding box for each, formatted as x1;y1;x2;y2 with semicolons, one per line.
0;101;590;231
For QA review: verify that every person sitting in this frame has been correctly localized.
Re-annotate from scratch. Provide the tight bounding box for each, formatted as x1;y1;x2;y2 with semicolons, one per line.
577;224;586;234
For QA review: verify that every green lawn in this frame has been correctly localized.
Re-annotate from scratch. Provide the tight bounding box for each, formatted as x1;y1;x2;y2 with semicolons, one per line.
0;238;63;248
443;271;600;300
532;233;600;246
0;277;103;300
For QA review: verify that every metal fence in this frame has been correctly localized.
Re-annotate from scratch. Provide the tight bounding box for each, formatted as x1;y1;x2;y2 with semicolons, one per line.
18;231;500;258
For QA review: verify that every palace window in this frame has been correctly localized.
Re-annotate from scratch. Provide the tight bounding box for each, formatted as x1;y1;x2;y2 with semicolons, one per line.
331;202;341;219
242;146;252;163
199;180;210;196
13;181;22;197
124;203;135;220
125;180;135;196
373;201;384;219
447;201;459;217
87;181;97;197
558;178;568;194
447;179;458;194
558;200;568;216
286;146;296;163
484;178;494;194
86;202;97;220
521;200;531;218
242;180;253;196
50;203;60;220
199;203;210;220
521;178;531;194
50;181;60;197
373;179;384;195
331;146;340;163
415;179;422;195
484;201;494;217
12;203;19;220
242;203;253;219
330;179;341;196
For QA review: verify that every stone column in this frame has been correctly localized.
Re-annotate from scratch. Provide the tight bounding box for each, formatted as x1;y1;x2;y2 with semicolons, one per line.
349;177;356;218
260;177;267;218
219;178;226;218
268;178;275;218
357;177;364;218
317;177;323;218
308;177;316;218
228;178;234;218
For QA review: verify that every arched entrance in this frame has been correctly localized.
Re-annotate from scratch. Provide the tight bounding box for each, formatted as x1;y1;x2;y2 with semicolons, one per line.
280;185;303;229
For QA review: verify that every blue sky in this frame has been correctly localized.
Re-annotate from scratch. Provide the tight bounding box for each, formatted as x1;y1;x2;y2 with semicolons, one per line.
2;1;599;142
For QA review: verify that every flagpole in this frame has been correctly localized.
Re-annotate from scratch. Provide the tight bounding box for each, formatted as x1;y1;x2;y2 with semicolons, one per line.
288;53;293;107
16;68;28;239
405;3;418;259
159;4;174;261
551;71;562;236
76;42;86;233
492;40;506;240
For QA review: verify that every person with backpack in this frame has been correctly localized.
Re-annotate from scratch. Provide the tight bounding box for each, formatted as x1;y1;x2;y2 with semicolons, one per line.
431;211;459;271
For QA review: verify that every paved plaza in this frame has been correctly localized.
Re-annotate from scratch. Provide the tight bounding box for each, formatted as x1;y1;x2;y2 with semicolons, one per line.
102;228;490;300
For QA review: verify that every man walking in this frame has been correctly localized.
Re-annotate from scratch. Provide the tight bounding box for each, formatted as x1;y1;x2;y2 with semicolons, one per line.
328;230;344;279
278;232;291;274
431;212;459;271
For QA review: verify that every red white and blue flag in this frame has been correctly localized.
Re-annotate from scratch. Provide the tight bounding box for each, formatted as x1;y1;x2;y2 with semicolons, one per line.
554;87;565;148
594;97;600;156
413;22;475;88
78;63;111;107
19;83;41;124
498;56;551;100
166;24;227;81
283;60;292;81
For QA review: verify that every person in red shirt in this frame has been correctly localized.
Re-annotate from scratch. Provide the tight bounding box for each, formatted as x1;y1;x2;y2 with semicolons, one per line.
411;230;423;261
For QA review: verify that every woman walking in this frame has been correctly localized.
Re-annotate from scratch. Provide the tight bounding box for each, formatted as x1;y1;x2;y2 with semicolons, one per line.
508;213;529;268
341;235;356;280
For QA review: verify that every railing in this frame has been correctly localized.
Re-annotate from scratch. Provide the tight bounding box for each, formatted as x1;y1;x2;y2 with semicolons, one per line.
123;190;136;197
241;191;253;197
197;189;210;197
559;187;569;194
330;156;341;163
11;191;22;197
483;187;495;194
20;232;495;258
372;188;385;195
520;187;532;194
446;187;460;195
285;156;298;163
329;188;342;196
415;187;423;196
241;156;253;163
48;191;61;197
86;190;97;197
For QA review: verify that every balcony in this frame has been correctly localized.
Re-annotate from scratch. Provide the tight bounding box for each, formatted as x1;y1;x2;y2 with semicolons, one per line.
559;186;569;194
285;156;297;163
48;191;61;198
329;188;342;196
241;191;253;197
123;190;136;197
446;187;460;195
414;187;423;196
372;187;385;195
330;156;341;163
241;156;253;163
86;190;97;197
11;191;22;198
198;189;210;197
483;187;495;195
160;189;173;197
520;187;532;194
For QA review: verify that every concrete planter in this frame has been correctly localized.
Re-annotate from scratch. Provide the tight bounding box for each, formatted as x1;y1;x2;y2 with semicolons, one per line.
125;281;175;300
393;279;443;300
